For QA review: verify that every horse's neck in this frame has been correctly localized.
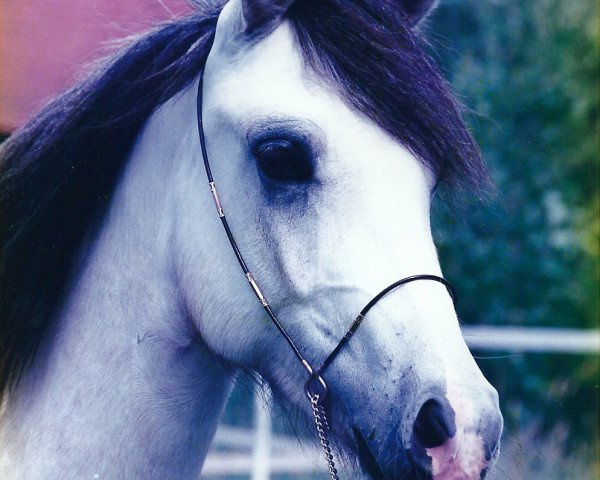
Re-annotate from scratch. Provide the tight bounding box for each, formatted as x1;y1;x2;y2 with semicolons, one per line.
0;91;235;479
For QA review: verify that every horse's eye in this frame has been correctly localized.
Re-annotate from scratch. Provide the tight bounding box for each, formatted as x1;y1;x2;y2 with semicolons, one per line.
252;138;314;183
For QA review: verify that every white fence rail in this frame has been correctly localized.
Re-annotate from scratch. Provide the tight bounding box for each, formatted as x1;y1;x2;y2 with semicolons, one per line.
201;327;600;478
462;326;600;353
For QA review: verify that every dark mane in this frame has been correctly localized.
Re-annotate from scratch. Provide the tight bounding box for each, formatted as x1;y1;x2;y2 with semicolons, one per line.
0;7;221;394
0;0;487;395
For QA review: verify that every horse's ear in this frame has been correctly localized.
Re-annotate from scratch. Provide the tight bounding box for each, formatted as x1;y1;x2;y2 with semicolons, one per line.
398;0;439;27
215;0;295;46
241;0;295;35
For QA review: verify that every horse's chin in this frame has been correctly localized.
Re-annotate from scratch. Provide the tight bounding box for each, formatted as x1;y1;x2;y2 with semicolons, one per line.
353;428;434;480
352;429;387;480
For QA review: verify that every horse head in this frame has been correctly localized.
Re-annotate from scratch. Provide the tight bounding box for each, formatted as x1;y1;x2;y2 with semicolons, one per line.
175;0;503;478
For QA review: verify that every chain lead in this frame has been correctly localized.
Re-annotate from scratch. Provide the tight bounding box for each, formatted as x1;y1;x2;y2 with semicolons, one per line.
309;394;340;480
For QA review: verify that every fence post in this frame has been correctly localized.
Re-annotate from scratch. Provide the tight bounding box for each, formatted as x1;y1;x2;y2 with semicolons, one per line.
251;384;272;480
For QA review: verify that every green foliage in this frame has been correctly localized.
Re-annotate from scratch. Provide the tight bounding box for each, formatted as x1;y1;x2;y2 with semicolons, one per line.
429;0;599;452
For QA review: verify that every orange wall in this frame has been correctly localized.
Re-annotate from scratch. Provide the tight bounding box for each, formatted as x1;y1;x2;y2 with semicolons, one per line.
0;0;191;132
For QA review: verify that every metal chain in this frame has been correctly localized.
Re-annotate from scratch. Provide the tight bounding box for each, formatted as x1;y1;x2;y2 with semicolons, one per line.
309;393;340;480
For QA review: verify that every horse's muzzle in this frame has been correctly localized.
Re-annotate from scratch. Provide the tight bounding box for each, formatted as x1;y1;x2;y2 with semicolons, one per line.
353;389;503;480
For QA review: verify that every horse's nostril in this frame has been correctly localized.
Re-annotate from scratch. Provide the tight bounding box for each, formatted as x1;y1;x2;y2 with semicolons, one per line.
412;398;456;449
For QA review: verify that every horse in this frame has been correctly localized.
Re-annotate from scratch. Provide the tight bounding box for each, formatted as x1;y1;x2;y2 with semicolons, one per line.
0;0;503;478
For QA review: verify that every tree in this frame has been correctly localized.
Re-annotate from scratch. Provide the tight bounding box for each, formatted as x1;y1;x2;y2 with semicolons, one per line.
429;0;599;455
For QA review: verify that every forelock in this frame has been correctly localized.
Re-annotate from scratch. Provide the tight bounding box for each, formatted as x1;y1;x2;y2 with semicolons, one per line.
288;0;490;194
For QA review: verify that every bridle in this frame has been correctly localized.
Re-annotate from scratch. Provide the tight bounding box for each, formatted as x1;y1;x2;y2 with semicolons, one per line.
196;73;457;479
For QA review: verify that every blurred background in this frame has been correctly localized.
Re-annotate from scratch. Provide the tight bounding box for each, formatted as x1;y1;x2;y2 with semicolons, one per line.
431;1;599;477
1;0;598;478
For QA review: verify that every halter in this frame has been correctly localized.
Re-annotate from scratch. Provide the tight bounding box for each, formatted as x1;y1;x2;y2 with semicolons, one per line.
196;73;457;479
